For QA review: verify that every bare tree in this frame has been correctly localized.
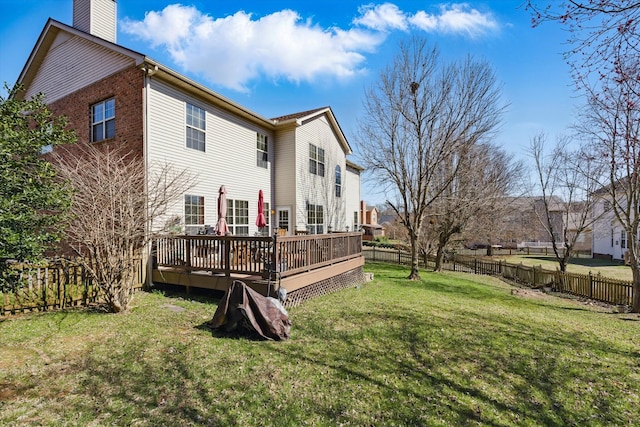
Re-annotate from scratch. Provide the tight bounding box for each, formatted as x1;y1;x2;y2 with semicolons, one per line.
526;1;640;311
356;37;506;279
54;144;195;313
527;132;603;272
426;143;519;270
576;69;640;311
525;1;640;77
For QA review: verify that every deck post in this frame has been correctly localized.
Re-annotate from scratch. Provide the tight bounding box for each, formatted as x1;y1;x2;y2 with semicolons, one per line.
224;239;231;277
272;233;278;281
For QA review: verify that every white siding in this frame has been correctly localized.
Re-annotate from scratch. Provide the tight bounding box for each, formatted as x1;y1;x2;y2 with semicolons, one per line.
146;78;273;235
273;126;296;213
25;34;133;102
73;0;117;42
345;166;361;231
294;114;348;233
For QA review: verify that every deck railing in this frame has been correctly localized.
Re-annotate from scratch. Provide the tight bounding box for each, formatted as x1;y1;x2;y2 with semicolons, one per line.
153;232;363;279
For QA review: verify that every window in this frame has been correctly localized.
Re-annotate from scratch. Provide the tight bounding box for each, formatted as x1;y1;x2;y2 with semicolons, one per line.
186;103;206;151
264;202;270;227
335;165;342;197
91;98;115;142
227;199;249;235
257;133;268;168
307;204;324;234
309;144;325;177
354;211;359;231
604;200;611;211
278;209;289;231
184;194;204;228
621;230;627;249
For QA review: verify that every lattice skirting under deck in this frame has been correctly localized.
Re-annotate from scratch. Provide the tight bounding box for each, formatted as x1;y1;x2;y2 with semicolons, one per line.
283;266;366;308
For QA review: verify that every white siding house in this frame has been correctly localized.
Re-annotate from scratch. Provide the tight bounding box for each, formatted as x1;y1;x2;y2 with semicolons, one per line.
592;194;632;261
16;0;361;238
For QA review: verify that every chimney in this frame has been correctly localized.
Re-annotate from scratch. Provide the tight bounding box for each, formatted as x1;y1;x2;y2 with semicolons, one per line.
73;0;117;43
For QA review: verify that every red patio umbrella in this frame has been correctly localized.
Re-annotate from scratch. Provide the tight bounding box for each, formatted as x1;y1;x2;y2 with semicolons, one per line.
215;185;230;236
256;189;267;230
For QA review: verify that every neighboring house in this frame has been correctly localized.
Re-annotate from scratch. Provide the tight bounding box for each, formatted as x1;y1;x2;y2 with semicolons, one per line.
592;190;632;261
16;0;361;238
359;201;383;240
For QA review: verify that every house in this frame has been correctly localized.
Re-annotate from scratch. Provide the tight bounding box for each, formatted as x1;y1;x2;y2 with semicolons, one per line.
591;186;632;262
359;201;383;241
16;0;362;239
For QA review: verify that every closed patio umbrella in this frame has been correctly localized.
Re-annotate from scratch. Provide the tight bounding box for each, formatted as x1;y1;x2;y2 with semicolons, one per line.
216;185;230;236
256;189;266;232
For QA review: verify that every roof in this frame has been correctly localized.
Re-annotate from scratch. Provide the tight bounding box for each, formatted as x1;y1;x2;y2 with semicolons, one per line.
271;107;329;122
272;106;352;155
346;159;365;171
17;19;353;149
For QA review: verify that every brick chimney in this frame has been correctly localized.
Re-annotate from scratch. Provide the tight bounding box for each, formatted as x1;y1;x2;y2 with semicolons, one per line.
73;0;117;43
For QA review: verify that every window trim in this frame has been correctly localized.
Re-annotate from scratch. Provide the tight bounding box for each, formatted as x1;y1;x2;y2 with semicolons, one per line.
309;143;325;177
307;203;324;234
184;194;205;226
91;98;115;143
257;133;268;168
227;199;249;235
186;103;206;152
335;165;342;197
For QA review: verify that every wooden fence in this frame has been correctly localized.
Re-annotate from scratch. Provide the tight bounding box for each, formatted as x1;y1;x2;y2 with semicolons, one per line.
362;248;634;307
1;259;145;315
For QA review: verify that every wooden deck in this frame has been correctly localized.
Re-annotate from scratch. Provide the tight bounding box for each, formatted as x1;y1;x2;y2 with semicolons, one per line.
152;233;365;304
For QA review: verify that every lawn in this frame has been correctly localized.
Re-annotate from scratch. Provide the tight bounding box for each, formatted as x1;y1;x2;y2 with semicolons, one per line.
495;255;632;281
1;263;638;426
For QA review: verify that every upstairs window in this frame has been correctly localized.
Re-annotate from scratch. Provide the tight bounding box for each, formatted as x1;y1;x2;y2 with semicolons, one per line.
91;98;115;142
309;144;325;177
621;230;627;249
186;103;206;151
335;165;342;197
257;133;268;168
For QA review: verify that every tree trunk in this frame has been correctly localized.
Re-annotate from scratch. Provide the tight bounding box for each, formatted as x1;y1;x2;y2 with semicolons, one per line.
559;256;568;273
632;265;640;313
408;234;420;280
434;244;444;272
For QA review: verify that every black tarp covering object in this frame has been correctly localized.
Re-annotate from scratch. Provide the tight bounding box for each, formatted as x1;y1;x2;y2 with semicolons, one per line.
208;280;291;340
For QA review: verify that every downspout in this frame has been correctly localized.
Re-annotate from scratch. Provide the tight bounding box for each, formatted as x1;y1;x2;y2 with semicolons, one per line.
143;64;158;288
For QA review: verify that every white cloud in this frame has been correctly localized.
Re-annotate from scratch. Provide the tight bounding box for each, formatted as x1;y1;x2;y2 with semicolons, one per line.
353;3;407;32
121;3;499;92
408;4;498;37
122;5;383;92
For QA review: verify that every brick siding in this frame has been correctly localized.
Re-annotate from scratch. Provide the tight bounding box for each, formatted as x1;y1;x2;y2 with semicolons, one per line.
49;65;144;159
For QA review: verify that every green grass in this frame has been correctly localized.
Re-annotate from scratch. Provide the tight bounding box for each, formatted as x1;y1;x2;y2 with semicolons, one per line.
495;255;632;281
1;263;638;426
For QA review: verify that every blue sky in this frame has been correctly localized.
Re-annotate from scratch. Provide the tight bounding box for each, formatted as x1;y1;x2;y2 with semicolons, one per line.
0;0;577;204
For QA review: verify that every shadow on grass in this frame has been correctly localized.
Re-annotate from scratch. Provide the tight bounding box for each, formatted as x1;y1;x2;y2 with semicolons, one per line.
275;300;637;426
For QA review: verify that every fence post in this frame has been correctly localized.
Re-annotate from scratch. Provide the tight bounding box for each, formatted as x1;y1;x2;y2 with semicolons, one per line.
474;258;477;274
398;249;401;265
589;271;593;299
